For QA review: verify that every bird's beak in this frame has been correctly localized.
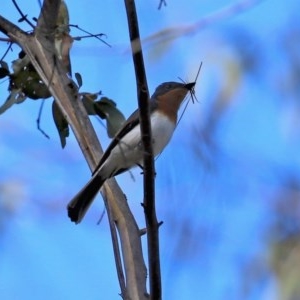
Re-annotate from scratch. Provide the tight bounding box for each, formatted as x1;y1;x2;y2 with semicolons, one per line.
184;82;196;90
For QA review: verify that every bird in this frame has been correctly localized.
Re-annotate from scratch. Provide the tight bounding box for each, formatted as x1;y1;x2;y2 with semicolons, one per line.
67;81;196;223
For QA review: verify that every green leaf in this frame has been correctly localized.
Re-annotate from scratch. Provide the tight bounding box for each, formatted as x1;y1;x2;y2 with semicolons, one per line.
0;60;9;68
81;92;99;115
0;67;9;79
52;100;69;148
0;89;26;114
18;15;28;23
75;72;83;88
12;55;30;74
0;61;9;79
80;93;125;138
10;55;51;100
10;68;51;100
94;97;126;138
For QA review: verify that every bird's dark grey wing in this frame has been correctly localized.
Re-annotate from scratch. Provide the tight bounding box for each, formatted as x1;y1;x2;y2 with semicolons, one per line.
92;108;140;176
92;98;158;176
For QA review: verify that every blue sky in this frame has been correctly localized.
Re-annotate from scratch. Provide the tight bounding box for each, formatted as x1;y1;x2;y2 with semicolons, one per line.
1;1;300;299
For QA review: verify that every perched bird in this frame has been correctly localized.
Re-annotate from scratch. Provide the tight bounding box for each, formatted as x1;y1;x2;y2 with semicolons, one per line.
68;81;195;223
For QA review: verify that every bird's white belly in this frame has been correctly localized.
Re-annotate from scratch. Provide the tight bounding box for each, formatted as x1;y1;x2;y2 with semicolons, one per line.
101;111;175;177
150;111;176;156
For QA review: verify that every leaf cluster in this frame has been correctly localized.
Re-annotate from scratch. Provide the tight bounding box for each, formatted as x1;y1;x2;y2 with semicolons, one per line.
0;50;124;148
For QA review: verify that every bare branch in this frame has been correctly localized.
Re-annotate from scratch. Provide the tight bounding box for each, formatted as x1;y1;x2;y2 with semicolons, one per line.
0;14;27;38
124;0;161;299
0;2;147;299
102;193;127;299
69;24;111;47
103;182;148;300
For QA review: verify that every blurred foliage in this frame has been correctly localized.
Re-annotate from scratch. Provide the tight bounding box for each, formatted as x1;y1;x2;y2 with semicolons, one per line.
161;19;300;300
0;181;26;231
269;178;300;300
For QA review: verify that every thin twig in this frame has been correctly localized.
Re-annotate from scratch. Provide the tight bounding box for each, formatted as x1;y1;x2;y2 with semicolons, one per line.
102;194;127;299
36;99;50;139
69;25;111;47
158;0;167;10
0;42;13;61
73;33;106;40
0;37;12;42
124;0;161;299
12;0;36;28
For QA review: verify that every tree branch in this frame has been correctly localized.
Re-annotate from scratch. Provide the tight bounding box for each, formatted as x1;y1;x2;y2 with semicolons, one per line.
0;1;147;299
124;0;161;299
102;193;127;298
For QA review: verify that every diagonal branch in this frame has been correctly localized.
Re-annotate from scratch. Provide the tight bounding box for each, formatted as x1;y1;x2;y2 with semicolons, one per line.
0;1;147;299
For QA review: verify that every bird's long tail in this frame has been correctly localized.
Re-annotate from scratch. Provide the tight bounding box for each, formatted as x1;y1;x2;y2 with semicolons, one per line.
67;174;105;224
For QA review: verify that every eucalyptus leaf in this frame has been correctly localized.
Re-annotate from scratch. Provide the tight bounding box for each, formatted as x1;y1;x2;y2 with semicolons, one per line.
18;15;28;23
81;92;99;115
10;68;51;100
0;89;26;114
0;68;9;79
0;60;8;68
52;100;69;148
0;61;9;78
75;72;83;88
94;97;125;138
